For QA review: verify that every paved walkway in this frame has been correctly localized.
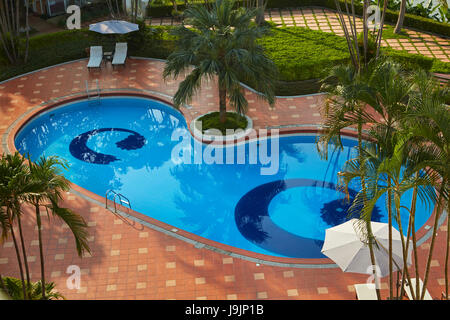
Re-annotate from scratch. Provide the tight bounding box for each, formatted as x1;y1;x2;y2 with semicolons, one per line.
0;58;448;300
148;7;450;63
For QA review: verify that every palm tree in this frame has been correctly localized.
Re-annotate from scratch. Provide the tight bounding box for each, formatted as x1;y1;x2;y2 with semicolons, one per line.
0;152;42;299
319;58;415;299
163;0;277;123
403;75;449;299
394;0;408;34
0;207;10;297
339;131;438;300
27;155;91;300
0;152;91;300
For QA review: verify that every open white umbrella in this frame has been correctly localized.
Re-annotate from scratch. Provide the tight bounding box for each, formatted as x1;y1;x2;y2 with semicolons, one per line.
89;20;139;34
321;218;412;277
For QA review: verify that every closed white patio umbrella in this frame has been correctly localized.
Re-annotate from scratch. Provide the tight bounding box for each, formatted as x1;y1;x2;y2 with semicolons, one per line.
89;20;139;34
321;218;412;277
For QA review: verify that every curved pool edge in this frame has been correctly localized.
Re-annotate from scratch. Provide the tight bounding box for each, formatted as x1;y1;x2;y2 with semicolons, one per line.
4;92;444;268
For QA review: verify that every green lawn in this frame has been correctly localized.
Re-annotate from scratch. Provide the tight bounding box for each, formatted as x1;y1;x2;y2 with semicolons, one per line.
259;27;350;82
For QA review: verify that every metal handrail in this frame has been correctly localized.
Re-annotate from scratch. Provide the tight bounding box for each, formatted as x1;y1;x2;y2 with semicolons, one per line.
105;189;132;213
85;79;101;104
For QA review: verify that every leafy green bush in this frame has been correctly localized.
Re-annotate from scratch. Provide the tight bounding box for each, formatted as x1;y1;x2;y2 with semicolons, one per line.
2;277;64;300
199;112;248;134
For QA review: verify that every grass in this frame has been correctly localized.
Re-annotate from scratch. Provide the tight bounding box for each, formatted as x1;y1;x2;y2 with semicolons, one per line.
259;27;350;81
381;24;411;39
199;112;248;135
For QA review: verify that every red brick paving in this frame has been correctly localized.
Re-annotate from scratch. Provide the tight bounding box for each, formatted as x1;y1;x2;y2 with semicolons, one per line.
0;58;448;300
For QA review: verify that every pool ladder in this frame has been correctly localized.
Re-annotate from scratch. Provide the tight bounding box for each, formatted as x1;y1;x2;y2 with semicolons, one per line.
85;79;101;104
105;189;132;213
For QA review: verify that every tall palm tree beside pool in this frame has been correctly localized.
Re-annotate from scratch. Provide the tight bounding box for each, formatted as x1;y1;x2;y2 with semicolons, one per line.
0;206;10;296
319;62;382;298
163;0;277;123
27;155;91;300
0;152;91;300
404;77;449;299
338;132;438;299
0;152;41;299
319;58;414;299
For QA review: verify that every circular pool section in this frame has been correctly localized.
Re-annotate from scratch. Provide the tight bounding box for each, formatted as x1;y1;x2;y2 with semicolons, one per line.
15;96;432;259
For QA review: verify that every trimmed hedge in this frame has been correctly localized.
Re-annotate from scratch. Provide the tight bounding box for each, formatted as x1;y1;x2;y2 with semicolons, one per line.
147;0;450;37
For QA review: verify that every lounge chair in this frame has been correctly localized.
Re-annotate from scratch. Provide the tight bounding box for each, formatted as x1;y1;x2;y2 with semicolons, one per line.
354;283;378;300
87;46;103;69
402;278;433;300
112;42;128;67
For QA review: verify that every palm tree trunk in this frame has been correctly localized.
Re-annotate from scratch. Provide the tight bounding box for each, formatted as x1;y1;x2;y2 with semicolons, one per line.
0;4;15;64
357;120;380;300
7;209;27;299
394;0;407;34
387;186;394;299
16;215;31;294
408;184;420;299
444;202;449;299
24;0;30;63
394;193;416;299
4;0;18;62
255;0;266;25
367;224;382;300
172;0;178;12
0;274;5;289
35;205;46;300
218;75;227;123
334;0;358;69
362;0;369;66
421;181;446;300
375;0;389;58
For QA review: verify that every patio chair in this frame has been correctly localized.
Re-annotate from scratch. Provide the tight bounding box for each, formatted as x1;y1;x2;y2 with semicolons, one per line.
87;46;103;70
402;278;433;300
354;283;378;300
112;42;128;68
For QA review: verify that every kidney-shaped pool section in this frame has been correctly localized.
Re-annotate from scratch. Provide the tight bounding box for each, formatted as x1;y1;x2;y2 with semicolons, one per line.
14;96;432;259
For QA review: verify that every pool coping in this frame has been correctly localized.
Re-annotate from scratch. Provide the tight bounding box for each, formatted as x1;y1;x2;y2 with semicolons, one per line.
3;91;445;268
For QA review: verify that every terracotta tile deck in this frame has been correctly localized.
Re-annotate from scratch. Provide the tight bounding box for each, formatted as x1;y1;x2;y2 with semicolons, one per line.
0;58;448;300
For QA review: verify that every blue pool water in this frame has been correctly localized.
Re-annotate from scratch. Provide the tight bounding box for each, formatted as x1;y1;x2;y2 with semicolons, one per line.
15;97;432;259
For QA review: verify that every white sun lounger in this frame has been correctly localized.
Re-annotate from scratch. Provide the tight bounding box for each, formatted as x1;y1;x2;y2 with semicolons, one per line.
87;46;103;69
112;42;128;67
354;283;378;300
403;278;433;300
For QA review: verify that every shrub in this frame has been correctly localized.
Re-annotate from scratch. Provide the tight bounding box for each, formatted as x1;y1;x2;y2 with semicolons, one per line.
199;112;248;134
2;277;64;300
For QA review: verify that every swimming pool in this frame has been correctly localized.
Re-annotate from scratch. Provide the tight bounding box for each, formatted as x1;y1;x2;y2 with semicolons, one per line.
15;96;432;259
